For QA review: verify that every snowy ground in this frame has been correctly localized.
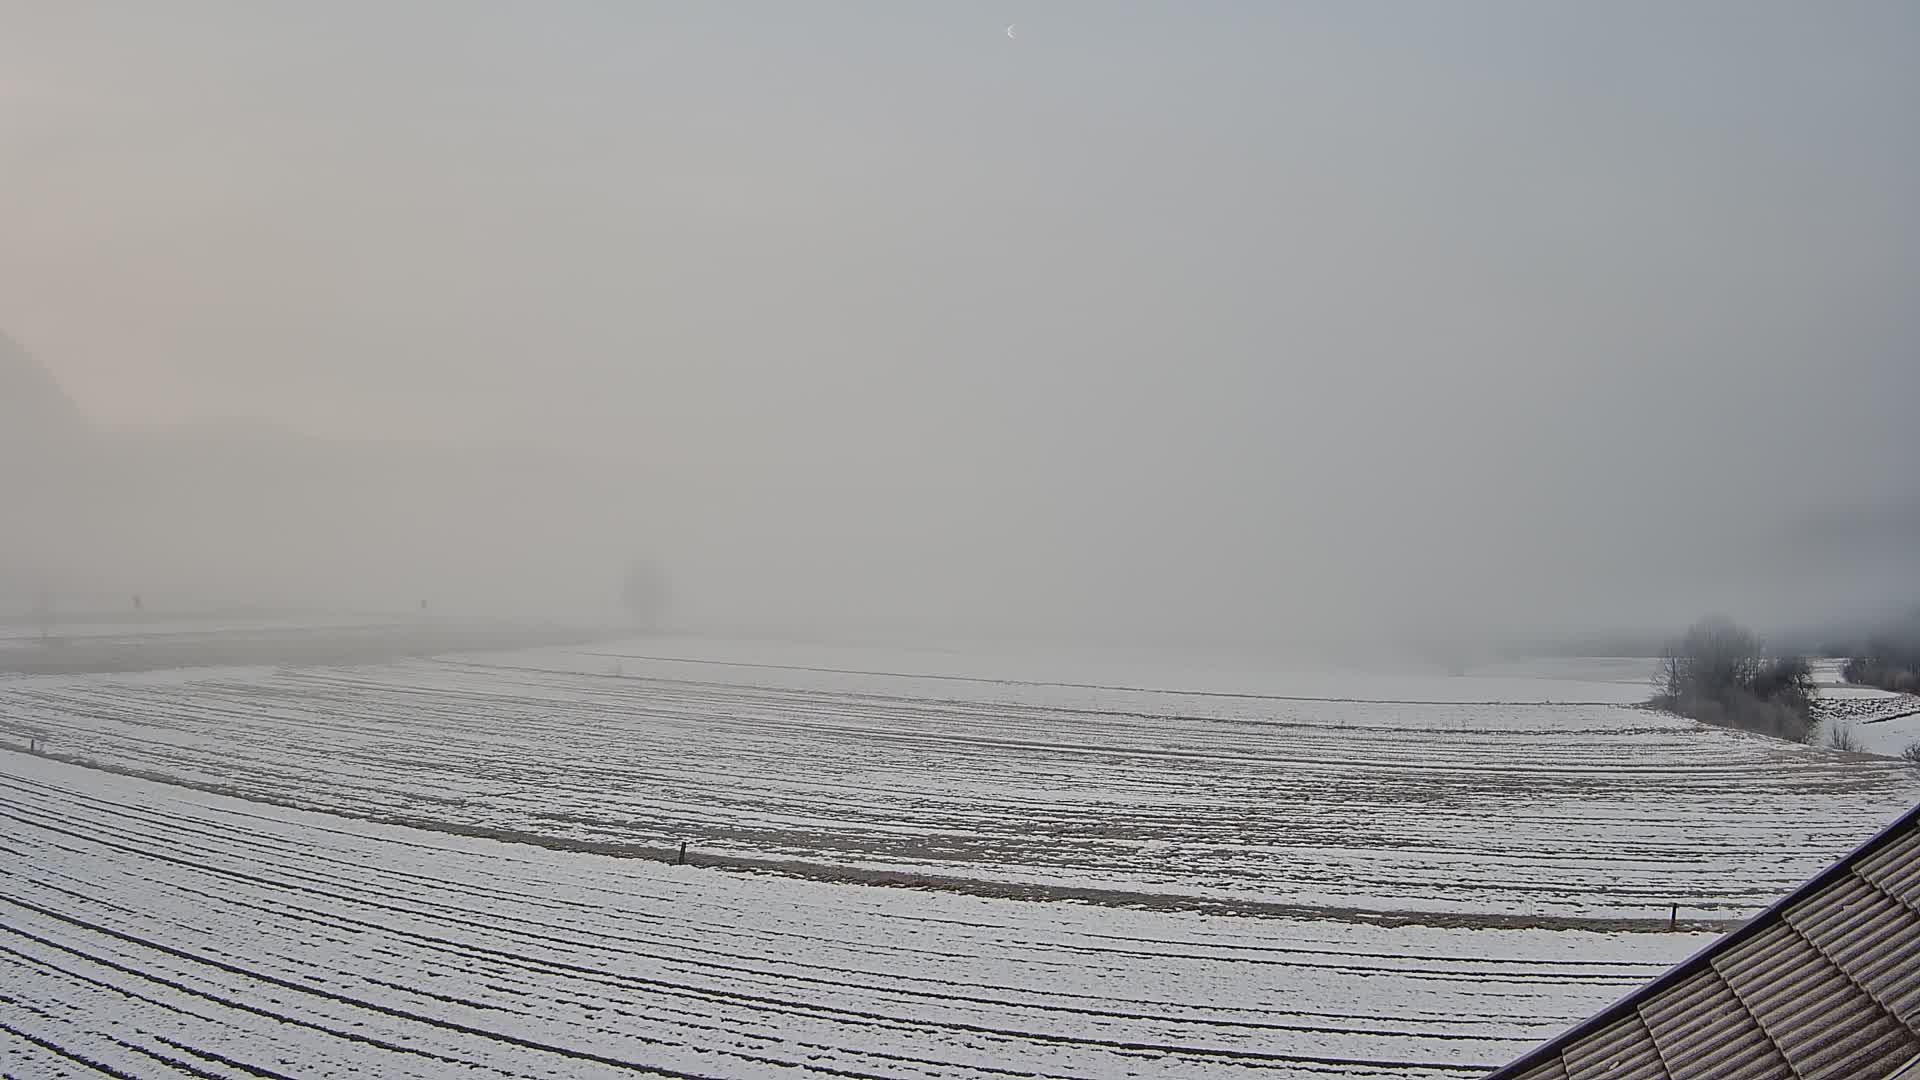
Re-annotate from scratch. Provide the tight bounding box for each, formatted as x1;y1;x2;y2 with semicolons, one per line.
1810;658;1920;757
3;635;1917;1078
3;637;1915;922
0;751;1709;1080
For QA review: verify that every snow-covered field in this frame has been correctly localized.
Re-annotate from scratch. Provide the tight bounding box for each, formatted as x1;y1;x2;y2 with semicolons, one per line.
3;634;1917;1078
0;751;1706;1079
1810;658;1920;757
4;637;1916;922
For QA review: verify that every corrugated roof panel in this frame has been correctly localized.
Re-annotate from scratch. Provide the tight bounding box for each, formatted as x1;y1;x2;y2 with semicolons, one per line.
1560;1012;1668;1080
1639;968;1792;1080
1855;823;1920;872
1815;1026;1920;1080
1788;867;1881;936
1857;826;1920;907
1509;1058;1570;1080
1634;967;1719;1022
1715;923;1846;1021
1715;923;1920;1079
1786;870;1920;1032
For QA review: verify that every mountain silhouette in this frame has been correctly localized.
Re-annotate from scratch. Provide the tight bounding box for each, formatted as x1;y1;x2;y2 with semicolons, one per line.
0;330;86;438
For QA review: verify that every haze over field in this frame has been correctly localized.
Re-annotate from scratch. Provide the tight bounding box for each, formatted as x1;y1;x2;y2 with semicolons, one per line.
4;2;1918;647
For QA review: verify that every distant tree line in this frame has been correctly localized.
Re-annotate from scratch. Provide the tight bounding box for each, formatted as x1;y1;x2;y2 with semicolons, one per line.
1652;615;1817;742
1840;608;1920;695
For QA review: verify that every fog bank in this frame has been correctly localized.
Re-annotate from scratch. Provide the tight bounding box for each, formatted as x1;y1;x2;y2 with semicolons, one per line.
4;4;1918;650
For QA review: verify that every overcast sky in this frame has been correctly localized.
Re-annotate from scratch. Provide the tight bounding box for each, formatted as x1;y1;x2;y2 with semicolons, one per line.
3;3;1917;644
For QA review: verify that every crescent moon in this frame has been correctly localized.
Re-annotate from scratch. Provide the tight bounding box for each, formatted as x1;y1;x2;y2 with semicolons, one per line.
1006;24;1016;39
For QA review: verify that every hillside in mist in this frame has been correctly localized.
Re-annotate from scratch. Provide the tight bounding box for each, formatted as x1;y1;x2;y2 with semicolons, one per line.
0;330;85;439
2;333;655;618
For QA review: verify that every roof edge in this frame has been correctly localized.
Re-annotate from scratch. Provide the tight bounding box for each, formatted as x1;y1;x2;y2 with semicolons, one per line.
1483;798;1920;1079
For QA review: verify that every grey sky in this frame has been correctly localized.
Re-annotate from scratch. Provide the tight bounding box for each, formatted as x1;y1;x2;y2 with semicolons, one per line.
3;3;1917;643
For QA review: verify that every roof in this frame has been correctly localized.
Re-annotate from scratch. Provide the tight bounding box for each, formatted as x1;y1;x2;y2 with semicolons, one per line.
1487;801;1920;1080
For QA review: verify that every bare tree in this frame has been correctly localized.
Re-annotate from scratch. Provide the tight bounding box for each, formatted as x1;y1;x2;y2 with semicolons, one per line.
1660;615;1761;699
1653;615;1813;740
